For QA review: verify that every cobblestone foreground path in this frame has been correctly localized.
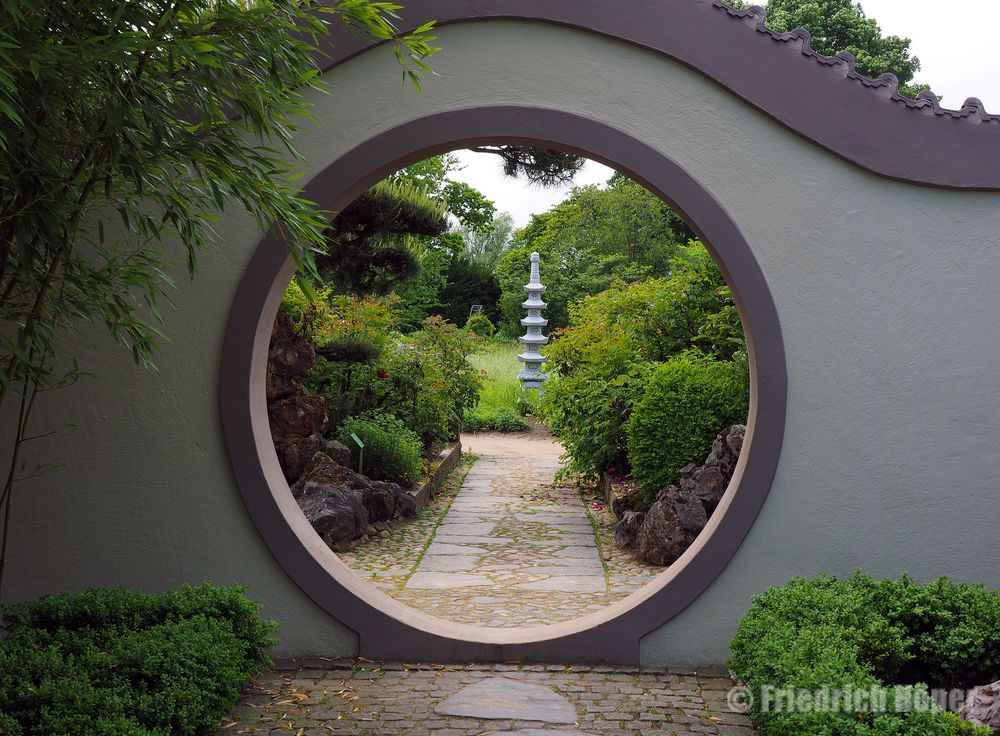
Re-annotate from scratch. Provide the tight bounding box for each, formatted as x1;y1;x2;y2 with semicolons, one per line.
215;660;757;735
342;433;660;627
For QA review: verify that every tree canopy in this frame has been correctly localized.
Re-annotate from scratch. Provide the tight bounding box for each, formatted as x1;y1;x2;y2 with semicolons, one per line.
735;0;930;97
494;174;694;334
0;0;439;598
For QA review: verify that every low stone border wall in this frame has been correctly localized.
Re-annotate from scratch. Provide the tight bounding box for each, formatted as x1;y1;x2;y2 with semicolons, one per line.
408;441;462;510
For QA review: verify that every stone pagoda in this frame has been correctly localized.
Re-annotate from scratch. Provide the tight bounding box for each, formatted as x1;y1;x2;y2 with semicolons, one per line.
517;251;549;391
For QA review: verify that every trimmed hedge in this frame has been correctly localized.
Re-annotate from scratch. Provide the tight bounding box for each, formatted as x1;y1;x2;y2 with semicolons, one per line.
338;411;423;484
729;572;1000;736
0;583;277;736
463;407;531;433
626;356;748;500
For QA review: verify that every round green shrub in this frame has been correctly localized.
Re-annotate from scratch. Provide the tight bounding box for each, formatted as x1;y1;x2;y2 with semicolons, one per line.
338;412;423;484
729;572;1000;736
0;583;276;736
626;356;748;500
464;312;495;337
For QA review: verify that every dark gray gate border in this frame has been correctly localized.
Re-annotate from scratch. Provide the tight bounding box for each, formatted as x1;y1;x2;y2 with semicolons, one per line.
317;0;1000;191
221;106;787;664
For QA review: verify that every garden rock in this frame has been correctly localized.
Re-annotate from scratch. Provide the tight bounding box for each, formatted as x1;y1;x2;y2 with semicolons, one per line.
268;393;328;440
614;510;645;550
395;490;418;518
274;436;350;484
679;463;728;515
959;681;1000;734
610;481;649;518
634;486;707;566
292;453;369;551
705;424;745;480
266;314;336;482
268;313;315;381
362;481;396;524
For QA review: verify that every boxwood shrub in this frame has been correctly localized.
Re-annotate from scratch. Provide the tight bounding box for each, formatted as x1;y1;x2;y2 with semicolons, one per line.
729;572;1000;736
626;355;749;501
0;583;277;736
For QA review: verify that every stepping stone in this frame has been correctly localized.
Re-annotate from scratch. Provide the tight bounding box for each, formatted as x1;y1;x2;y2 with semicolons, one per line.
434;678;577;723
437;522;497;535
417;555;481;572
521;564;604;576
424;542;485;556
551;546;602;557
434;534;512;545
515;576;606;593
490;731;598;736
406;572;492;589
528;536;597;546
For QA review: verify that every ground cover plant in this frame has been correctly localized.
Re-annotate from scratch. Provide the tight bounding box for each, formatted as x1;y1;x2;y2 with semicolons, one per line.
338;412;424;484
0;583;276;736
729;572;1000;736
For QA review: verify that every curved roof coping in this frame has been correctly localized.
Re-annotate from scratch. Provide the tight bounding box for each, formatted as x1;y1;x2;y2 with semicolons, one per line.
716;2;998;123
315;0;1000;190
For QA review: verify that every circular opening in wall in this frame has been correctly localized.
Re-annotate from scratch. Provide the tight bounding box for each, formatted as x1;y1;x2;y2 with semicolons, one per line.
269;147;752;629
222;106;786;661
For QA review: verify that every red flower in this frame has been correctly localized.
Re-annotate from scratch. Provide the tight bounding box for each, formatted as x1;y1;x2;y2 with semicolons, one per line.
377;368;388;379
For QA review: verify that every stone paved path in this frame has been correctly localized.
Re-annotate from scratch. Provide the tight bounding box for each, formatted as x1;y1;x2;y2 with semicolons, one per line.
341;434;661;627
214;660;757;735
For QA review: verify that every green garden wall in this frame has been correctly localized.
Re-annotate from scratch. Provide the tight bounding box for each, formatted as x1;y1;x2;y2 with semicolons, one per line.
7;21;999;666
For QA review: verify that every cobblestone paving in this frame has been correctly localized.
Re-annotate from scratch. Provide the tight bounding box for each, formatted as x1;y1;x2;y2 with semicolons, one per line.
214;660;757;735
340;440;661;628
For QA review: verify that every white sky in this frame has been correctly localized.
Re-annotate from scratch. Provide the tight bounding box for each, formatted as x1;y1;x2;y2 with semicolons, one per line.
447;1;1000;228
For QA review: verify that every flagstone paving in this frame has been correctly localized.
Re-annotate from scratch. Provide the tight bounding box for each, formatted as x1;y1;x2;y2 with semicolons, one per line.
213;659;757;735
339;433;662;627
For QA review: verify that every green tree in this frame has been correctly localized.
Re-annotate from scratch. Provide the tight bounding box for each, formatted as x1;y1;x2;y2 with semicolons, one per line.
437;251;501;325
318;180;448;295
495;174;693;334
466;145;585;185
0;0;438;600
736;0;930;97
540;243;745;479
389;154;496;232
392;238;451;331
460;211;515;270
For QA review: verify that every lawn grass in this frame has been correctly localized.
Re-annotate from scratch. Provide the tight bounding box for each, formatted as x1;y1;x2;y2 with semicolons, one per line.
467;340;522;413
464;340;533;432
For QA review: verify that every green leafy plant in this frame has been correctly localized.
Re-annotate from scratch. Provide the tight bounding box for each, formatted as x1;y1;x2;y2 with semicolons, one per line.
0;583;277;736
539;242;746;481
0;0;439;602
626;355;749;500
729;572;998;736
338;412;423;484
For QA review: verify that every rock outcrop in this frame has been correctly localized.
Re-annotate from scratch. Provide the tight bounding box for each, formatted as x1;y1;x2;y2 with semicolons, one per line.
959;681;1000;734
614;510;646;550
617;424;746;566
267;313;351;483
290;452;415;552
634;486;708;566
610;481;649;519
